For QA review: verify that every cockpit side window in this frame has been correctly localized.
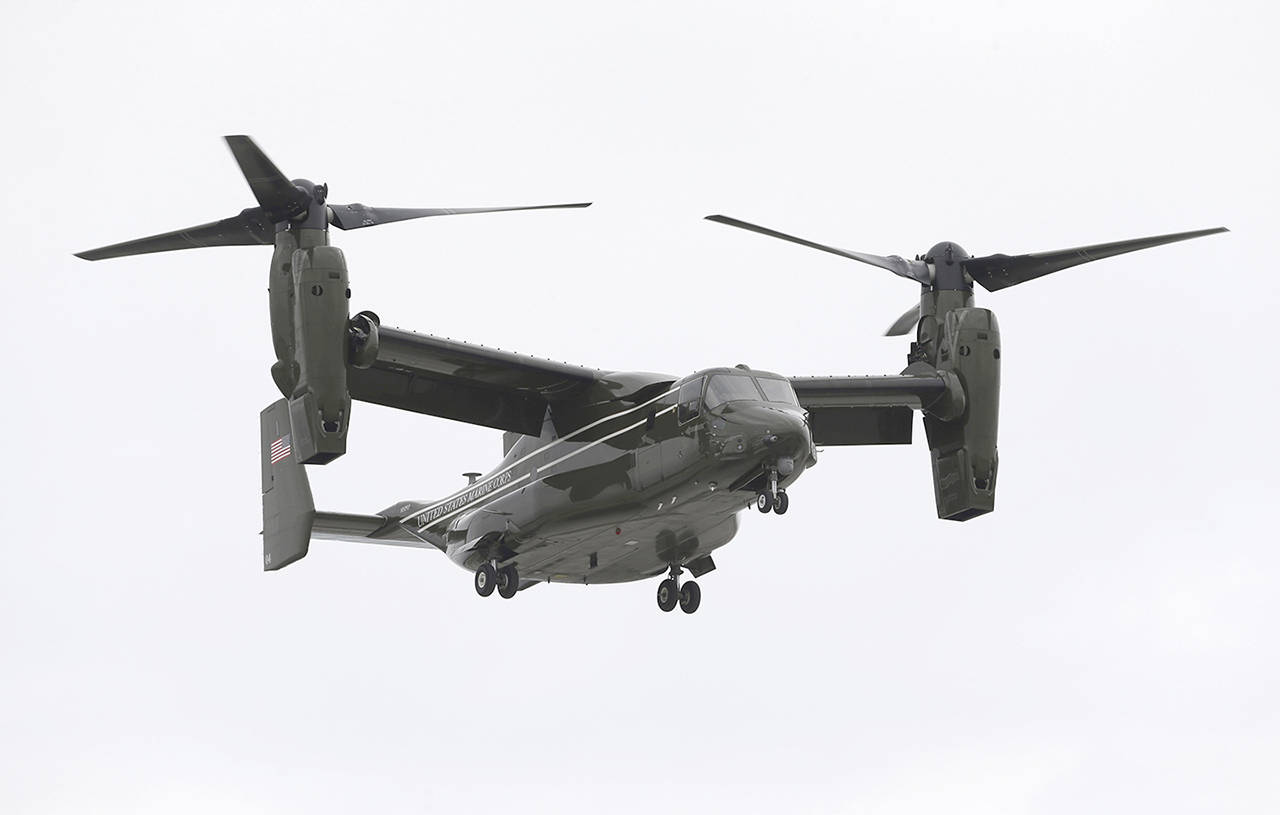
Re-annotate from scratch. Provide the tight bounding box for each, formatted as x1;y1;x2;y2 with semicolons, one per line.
705;374;765;410
677;377;704;424
757;377;799;406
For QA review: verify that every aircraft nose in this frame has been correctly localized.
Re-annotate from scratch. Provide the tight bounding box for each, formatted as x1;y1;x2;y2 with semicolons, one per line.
721;403;809;455
760;410;810;455
708;402;812;462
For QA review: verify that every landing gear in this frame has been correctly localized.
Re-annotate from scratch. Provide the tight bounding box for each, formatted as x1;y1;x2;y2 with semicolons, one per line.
657;579;679;612
757;468;789;514
774;490;789;515
476;562;520;598
474;563;497;597
679;581;701;614
497;564;520;599
656;564;701;614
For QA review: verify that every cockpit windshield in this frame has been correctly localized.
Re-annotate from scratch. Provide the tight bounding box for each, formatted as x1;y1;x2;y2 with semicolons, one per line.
686;372;802;415
705;374;764;409
756;376;799;406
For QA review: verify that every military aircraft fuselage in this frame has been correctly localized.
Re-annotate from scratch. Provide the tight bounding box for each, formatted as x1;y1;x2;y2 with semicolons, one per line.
388;367;814;585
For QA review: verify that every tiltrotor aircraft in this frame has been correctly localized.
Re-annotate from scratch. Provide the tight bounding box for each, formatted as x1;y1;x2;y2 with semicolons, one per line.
78;136;1227;613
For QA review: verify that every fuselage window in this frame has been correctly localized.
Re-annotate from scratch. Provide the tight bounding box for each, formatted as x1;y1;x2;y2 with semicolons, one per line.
705;374;764;410
757;377;799;406
677;377;704;424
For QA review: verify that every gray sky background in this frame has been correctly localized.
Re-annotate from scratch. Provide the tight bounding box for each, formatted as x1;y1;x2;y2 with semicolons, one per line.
3;1;1277;812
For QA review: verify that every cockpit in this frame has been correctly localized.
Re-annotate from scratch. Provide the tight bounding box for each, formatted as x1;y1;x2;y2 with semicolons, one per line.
676;369;799;424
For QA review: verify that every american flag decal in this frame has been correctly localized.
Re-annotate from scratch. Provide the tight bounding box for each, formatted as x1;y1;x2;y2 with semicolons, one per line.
269;434;292;464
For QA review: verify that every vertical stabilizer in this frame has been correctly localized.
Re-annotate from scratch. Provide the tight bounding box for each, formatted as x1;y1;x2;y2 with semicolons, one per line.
261;399;316;570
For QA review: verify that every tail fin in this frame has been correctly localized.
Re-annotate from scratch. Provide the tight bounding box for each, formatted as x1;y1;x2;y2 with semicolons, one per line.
261;399;315;570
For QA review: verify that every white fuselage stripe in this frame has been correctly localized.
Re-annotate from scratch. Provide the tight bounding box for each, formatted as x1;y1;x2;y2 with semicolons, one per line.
399;383;681;525
407;397;662;534
536;404;677;474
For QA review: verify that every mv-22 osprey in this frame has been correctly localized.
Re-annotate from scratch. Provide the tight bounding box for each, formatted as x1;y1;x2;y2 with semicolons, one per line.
78;137;1227;614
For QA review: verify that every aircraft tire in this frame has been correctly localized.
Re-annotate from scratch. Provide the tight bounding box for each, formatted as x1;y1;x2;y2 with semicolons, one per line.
657;578;679;612
497;565;520;599
475;564;497;597
756;492;774;513
774;491;789;515
679;580;701;614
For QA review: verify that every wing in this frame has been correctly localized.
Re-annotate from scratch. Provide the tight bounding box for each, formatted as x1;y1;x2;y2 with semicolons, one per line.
348;326;608;435
789;373;951;446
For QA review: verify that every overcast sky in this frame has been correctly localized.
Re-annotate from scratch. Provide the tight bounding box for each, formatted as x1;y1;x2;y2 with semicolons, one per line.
3;1;1277;813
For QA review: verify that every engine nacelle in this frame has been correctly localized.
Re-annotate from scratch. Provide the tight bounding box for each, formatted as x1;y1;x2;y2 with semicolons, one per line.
285;244;351;464
923;307;1000;521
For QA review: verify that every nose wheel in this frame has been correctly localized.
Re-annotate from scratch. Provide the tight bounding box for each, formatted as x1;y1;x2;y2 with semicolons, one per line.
656;565;701;614
774;491;789;514
756;468;789;514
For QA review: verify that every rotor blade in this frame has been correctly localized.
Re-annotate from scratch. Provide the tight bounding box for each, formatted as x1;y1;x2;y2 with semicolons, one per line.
328;202;592;230
223;135;309;220
885;303;921;336
705;215;931;284
74;208;275;260
964;227;1229;292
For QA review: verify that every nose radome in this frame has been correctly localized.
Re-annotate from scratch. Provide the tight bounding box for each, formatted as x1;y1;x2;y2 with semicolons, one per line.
709;403;811;464
759;409;809;452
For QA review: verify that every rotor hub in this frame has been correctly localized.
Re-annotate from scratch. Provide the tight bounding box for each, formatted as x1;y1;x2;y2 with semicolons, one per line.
924;241;969;265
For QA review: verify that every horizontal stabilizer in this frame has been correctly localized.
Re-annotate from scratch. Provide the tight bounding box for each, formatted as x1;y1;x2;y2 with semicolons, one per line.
314;511;432;548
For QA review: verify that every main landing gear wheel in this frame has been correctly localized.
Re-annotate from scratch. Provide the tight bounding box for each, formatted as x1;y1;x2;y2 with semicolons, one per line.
756;492;774;513
774;491;789;515
679;580;701;614
497;565;520;599
657;578;679;612
475;563;497;597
